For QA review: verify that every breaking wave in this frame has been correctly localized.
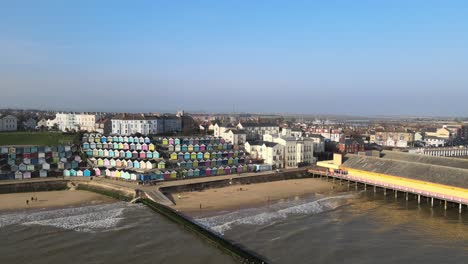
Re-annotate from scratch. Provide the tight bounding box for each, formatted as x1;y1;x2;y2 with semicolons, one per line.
0;203;131;232
196;193;355;234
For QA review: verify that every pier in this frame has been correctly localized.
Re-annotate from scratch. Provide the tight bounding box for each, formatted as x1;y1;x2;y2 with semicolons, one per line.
312;152;468;214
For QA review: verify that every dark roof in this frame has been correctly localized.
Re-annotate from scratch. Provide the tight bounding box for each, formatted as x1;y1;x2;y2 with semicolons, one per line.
217;122;234;127
343;138;364;145
381;150;468;170
240;122;277;127
112;114;179;120
247;140;278;147
262;141;279;147
342;154;468;188
308;133;324;139
227;129;246;135
425;136;447;140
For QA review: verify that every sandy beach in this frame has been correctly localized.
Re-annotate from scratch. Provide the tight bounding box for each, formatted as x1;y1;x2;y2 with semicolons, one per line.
171;178;346;214
0;190;116;212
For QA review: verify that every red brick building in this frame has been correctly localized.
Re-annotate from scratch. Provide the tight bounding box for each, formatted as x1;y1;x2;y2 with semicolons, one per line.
338;138;365;154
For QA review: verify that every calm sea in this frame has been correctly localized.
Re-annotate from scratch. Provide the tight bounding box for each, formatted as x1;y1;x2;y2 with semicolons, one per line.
1;189;467;264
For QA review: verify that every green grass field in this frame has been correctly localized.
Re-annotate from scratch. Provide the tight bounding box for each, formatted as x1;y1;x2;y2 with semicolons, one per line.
0;132;78;146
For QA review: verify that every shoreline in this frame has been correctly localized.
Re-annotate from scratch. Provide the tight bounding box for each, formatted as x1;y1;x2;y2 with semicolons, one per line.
171;178;346;216
0;189;117;213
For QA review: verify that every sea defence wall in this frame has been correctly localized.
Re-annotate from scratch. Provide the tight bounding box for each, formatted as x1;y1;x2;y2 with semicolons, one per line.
160;169;310;194
0;179;68;194
74;180;137;201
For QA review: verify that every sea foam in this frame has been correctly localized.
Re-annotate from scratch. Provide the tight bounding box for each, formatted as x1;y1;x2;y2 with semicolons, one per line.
196;193;355;234
0;203;129;232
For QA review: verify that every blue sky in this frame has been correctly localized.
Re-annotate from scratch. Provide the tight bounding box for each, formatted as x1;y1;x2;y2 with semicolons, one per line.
1;1;467;116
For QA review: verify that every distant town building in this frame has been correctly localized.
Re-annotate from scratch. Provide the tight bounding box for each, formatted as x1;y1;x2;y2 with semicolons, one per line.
52;113;96;132
245;141;283;169
338;138;365;154
109;114;181;135
212;122;247;145
0;115;18;131
213;122;234;138
224;129;247;145
425;128;451;139
461;125;468;140
261;133;315;168
311;128;343;142
237;122;280;140
306;134;326;154
37;119;48;129
22;118;37;130
424;136;447;147
370;130;415;148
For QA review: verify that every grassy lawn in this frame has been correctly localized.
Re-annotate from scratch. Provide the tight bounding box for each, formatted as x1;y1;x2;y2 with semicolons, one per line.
0;132;78;146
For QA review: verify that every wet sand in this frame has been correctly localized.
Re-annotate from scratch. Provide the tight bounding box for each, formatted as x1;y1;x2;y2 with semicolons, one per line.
0;190;116;212
172;178;345;214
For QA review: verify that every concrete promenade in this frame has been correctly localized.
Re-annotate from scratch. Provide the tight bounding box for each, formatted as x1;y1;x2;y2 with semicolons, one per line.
0;167;311;206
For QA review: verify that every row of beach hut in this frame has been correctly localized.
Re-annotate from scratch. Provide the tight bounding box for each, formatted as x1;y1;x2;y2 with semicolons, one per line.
83;134;151;144
90;158;166;170
166;143;235;152
181;165;249;177
85;149;160;160
170;151;245;161
82;142;156;151
177;157;245;168
1;145;77;155
161;137;225;146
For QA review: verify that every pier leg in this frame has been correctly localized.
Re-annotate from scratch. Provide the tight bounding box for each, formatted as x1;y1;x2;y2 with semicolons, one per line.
384;188;386;196
374;186;376;193
444;200;447;211
459;203;462;214
364;184;367;191
418;195;421;204
355;182;358;191
431;197;434;208
405;192;408;201
395;190;398;199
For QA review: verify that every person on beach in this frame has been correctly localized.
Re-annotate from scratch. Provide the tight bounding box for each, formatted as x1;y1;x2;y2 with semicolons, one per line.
26;200;29;205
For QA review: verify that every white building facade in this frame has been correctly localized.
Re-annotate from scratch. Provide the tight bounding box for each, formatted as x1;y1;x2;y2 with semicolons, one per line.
54;113;96;132
237;122;280;140
246;134;315;169
0;115;18;131
245;141;283;169
110;115;181;136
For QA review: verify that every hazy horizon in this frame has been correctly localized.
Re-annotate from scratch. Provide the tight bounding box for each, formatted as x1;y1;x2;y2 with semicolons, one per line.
1;1;468;116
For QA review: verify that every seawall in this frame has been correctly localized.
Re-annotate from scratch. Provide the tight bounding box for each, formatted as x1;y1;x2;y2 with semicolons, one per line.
160;169;311;194
0;179;68;194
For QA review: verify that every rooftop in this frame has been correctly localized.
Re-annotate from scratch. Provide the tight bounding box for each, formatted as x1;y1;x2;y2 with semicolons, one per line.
380;150;468;170
342;154;468;188
239;122;278;127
